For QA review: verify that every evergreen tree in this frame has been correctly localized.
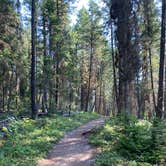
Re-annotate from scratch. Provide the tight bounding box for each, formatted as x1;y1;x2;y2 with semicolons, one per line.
31;0;38;119
111;0;140;116
156;0;166;119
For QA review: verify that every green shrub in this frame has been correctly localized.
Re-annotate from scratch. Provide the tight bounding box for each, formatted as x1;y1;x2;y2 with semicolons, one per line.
90;116;166;166
0;112;99;166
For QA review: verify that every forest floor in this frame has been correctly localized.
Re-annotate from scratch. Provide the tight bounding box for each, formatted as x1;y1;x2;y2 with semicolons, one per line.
38;116;108;166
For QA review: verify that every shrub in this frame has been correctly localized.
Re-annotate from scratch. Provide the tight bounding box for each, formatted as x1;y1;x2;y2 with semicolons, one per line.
90;116;166;166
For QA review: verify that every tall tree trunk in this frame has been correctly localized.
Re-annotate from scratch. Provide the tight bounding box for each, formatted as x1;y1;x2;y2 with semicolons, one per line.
110;21;118;112
145;0;156;112
143;0;156;117
85;31;93;112
42;11;48;113
31;0;38;119
112;0;139;116
95;84;99;113
156;0;166;119
102;81;106;115
98;77;102;114
55;52;59;109
80;84;86;111
80;52;86;111
149;48;156;111
136;73;142;118
55;0;60;109
140;49;149;119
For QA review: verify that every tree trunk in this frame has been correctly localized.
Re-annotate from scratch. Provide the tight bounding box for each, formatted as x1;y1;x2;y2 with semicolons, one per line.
80;52;86;111
110;21;118;112
31;0;38;119
85;30;93;112
42;11;48;113
111;0;139;116
55;0;60;109
156;0;166;119
149;48;156;112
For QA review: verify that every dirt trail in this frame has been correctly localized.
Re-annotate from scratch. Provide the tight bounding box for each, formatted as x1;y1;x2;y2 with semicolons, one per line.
38;117;107;166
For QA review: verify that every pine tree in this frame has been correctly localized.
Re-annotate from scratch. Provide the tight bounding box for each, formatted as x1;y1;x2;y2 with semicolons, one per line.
111;0;140;116
156;0;166;119
31;0;38;119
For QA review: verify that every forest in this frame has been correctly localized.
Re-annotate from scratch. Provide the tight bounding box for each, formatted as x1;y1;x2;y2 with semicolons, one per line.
0;0;166;165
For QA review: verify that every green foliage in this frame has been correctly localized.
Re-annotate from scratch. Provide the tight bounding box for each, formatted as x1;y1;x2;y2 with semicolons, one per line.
0;112;99;166
89;116;166;166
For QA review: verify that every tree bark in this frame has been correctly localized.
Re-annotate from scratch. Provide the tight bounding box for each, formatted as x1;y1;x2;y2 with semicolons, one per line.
156;0;166;119
85;29;93;112
31;0;38;119
112;0;139;116
149;48;156;111
55;0;60;109
110;21;118;112
42;11;48;113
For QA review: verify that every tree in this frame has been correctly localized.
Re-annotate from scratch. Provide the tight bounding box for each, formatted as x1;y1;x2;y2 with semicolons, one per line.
137;0;158;118
31;0;38;119
0;0;29;113
41;0;70;110
75;2;111;113
85;0;102;112
111;0;139;116
156;0;166;119
76;7;91;111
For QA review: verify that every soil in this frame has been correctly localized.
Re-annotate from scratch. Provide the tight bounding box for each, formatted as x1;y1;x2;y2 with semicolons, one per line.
38;117;107;166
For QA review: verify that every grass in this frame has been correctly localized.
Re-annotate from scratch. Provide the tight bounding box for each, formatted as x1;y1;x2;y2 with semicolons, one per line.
0;112;99;166
89;116;166;166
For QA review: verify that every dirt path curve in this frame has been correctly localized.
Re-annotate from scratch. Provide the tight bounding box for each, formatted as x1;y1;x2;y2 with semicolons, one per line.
38;116;108;166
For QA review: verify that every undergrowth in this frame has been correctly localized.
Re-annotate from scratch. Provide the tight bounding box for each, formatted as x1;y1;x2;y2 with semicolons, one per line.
89;116;166;166
0;112;99;166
